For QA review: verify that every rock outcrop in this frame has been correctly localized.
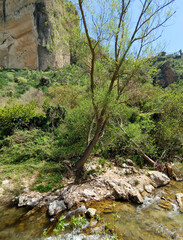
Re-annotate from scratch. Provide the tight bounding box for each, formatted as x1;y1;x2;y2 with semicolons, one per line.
0;0;71;70
154;62;178;88
17;168;170;217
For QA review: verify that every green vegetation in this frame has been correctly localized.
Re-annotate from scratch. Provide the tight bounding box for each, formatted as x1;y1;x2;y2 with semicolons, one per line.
48;213;119;239
0;1;182;194
0;57;182;192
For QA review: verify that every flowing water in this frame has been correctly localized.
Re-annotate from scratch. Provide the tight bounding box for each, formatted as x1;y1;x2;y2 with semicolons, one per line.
0;181;182;240
97;181;183;240
0;205;49;240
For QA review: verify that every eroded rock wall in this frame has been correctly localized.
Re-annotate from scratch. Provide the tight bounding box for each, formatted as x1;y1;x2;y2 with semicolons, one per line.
0;0;70;70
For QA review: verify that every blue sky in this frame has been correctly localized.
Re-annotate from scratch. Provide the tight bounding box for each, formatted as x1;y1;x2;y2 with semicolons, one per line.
161;0;183;54
73;0;182;55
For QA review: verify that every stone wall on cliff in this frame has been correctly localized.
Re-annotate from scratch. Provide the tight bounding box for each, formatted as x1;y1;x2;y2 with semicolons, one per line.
0;0;70;70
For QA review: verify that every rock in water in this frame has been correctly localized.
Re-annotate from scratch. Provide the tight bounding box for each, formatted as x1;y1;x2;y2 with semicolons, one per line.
175;193;183;213
86;208;97;218
148;171;170;187
48;200;66;216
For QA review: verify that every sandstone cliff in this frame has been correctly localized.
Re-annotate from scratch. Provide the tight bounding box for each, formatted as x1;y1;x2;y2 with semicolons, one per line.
0;0;70;70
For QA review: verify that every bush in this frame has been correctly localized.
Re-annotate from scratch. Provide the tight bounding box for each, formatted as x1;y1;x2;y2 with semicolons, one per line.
0;129;55;163
52;98;93;161
15;76;28;84
0;103;37;135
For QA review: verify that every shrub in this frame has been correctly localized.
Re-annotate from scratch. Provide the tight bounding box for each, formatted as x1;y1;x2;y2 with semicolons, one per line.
0;129;54;163
0;103;37;135
15;76;28;84
52;98;93;161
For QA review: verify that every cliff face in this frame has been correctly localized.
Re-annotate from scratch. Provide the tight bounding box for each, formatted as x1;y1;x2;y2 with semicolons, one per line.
0;0;70;70
154;62;178;88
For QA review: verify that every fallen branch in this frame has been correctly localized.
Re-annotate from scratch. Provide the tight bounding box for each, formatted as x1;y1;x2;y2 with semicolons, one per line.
119;122;155;167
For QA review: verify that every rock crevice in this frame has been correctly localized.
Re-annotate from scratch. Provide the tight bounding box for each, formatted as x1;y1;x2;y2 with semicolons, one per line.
3;0;6;22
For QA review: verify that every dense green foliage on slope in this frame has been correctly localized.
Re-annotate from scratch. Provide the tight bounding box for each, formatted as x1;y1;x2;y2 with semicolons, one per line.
0;57;182;170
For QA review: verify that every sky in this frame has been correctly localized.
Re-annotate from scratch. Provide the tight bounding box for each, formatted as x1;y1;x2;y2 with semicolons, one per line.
73;0;182;55
160;0;183;54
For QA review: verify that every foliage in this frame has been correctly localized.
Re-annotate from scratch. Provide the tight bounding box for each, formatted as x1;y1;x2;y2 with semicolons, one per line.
33;161;64;192
0;129;54;163
47;85;86;109
15;76;28;84
70;215;88;230
96;78;183;162
52;98;93;161
71;0;176;170
1;50;183;171
0;103;37;135
53;215;69;234
0;69;62;98
53;214;87;236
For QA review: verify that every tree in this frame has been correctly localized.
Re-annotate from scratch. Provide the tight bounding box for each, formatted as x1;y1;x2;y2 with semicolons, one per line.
70;0;175;171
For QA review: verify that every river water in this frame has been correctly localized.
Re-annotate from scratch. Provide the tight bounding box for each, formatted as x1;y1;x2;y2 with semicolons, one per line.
98;181;183;240
0;181;182;240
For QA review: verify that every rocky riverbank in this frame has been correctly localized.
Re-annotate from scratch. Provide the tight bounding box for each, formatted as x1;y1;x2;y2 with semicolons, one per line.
1;158;183;217
17;163;172;217
1;159;183;240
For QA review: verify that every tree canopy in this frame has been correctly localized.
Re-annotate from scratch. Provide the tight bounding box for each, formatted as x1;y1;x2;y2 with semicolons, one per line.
67;0;176;171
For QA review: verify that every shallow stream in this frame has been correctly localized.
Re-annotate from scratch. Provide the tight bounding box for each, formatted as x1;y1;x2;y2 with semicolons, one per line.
0;181;182;240
96;181;183;240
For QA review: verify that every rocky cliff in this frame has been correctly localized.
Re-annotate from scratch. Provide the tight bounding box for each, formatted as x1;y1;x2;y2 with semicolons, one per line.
0;0;70;70
154;61;178;88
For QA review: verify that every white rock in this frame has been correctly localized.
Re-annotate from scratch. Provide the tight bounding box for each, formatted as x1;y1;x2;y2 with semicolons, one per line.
83;189;96;198
87;208;97;218
145;184;154;193
126;159;134;166
18;193;43;207
27;195;42;207
175;193;183;213
48;200;66;216
18;195;28;207
2;180;9;185
148;171;170;187
128;189;144;204
111;181;144;204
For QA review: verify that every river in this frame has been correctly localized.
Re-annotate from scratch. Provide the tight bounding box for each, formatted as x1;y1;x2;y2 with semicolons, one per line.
0;181;182;240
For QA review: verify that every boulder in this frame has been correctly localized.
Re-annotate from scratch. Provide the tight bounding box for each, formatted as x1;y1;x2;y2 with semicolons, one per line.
175;193;183;213
48;200;66;216
126;159;134;166
66;205;87;218
83;189;96;198
148;171;170;187
86;208;97;218
109;180;144;204
155;61;178;87
18;193;43;207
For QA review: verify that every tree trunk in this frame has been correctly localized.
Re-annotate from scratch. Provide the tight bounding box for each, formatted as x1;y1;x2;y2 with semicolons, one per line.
75;127;101;170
